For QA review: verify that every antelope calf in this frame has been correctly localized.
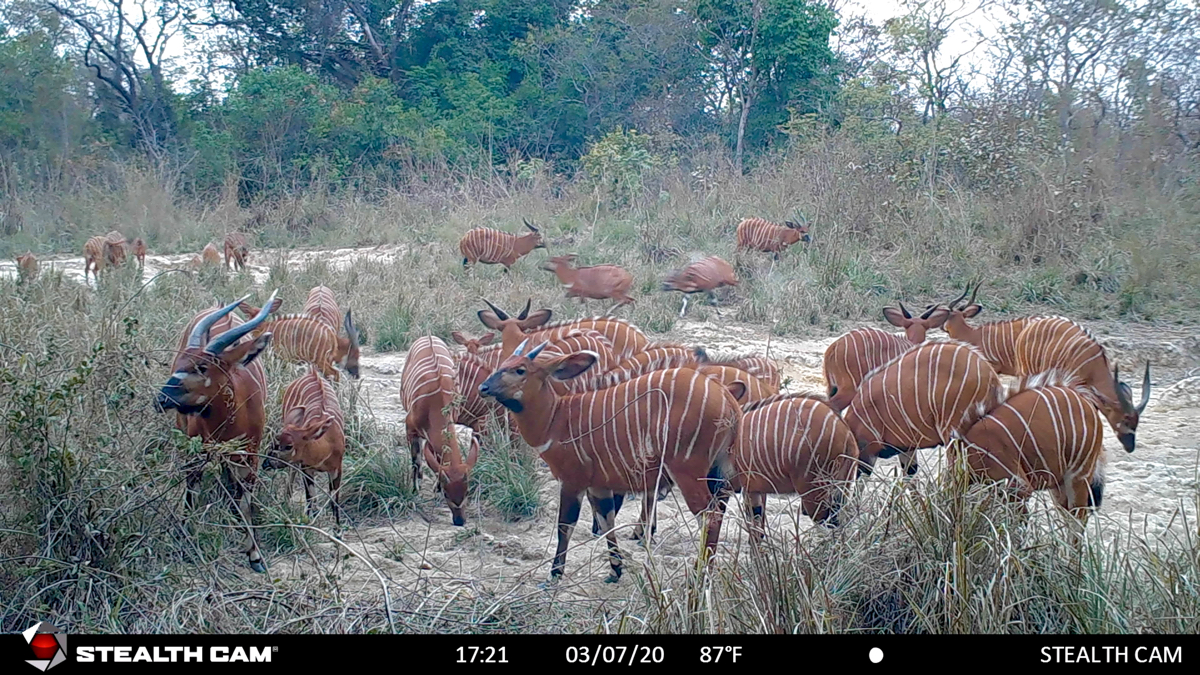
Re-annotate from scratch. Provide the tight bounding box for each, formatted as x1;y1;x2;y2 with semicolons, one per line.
480;340;740;583
451;331;495;355
735;217;810;259
1014;316;1150;452
15;251;38;283
200;242;221;267
695;350;782;390
237;304;358;381
459;219;545;271
301;285;361;378
936;282;1032;375
822;303;950;412
155;290;279;573
224;232;250;271
131;238;147;268
733;393;859;536
264;368;346;525
844;340;1003;477
401;335;480;526
542;254;636;313
661;256;738;316
956;373;1108;540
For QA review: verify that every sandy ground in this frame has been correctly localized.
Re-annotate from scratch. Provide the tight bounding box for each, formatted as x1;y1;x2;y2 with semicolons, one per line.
6;245;1199;607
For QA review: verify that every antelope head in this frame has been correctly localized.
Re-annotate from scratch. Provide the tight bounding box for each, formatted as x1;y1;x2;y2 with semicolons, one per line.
265;405;337;470
479;340;598;413
522;219;546;249
783;220;812;243
477;298;553;357
451;330;495;354
424;428;480;526
340;309;361;378
156;290;278;416
1110;362;1151;453
883;302;951;342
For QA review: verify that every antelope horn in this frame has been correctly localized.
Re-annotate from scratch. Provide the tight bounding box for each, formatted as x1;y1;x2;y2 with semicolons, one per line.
1137;362;1151;414
898;301;913;319
919;303;941;320
948;284;971;311
526;341;550;361
518;298;531;321
187;293;253;349
483;299;509;321
967;279;981;306
512;338;529;356
523;219;539;233
204;289;279;355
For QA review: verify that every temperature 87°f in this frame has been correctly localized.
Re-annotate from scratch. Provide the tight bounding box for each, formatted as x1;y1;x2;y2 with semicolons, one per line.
700;646;742;664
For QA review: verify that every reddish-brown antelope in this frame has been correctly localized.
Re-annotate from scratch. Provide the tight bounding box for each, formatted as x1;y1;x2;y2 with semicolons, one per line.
454;345;509;434
844;341;1003;477
131;238;147;268
301;286;361;378
1014;316;1150;452
451;331;495;355
599;346;702;387
733;393;860;537
264;367;346;525
697;364;779;404
224;232;250;271
532;316;650;361
822;303;950;412
238;302;359;381
83;234;127;282
155;290;279;573
200;242;221;267
735;217;810;259
401;335;480;526
480;340;740;583
477;298;555;359
694;349;782;390
528;329;619;394
936;282;1032;376
955;372;1109;540
15;251;38;283
459;219;545;271
542;254;636;313
661;256;738;316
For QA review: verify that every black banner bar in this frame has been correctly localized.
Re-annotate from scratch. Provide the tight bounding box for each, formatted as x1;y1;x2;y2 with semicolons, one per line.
5;633;1190;672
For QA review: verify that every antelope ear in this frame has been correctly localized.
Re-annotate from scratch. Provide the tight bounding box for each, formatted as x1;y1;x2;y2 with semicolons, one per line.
726;381;748;402
962;304;983;318
306;415;336;441
269;297;283;314
551;351;599;381
222;333;271;366
451;331;468;346
922;306;950;328
478;310;504;330
237;301;260;318
479;332;495;346
422;443;443;474
882;307;910;328
465;434;480;469
520;308;553;330
284;406;306;428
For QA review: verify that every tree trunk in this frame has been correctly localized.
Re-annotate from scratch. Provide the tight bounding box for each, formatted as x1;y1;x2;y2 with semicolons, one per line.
735;94;751;175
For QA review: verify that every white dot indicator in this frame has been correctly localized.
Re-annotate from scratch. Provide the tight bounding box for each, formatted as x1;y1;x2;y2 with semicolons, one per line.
869;648;884;664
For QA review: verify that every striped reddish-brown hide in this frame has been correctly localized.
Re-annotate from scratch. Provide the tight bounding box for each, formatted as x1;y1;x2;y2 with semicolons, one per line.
401;335;479;526
531;329;618;394
957;375;1107;530
454;346;507;432
844;341;1003;477
939;282;1032;376
224;232;249;271
239;310;346;381
696;364;779;404
733;394;859;535
83;235;126;281
459;221;544;270
302;286;360;378
267;368;346;524
1014;316;1149;452
528;317;649;361
480;342;739;583
599;347;702;388
695;351;782;390
735;217;810;256
159;293;278;572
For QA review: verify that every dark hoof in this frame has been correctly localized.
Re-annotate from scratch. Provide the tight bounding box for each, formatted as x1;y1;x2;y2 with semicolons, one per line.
249;559;267;574
604;573;621;584
905;462;919;477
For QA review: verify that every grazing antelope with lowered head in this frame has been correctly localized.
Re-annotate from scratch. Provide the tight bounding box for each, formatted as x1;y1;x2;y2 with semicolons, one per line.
822;303;950;412
697;364;779;405
302;286;361;378
733;393;860;537
735;217;810;259
264;367;346;525
541;254;636;313
661;255;738;316
401;335;480;526
1014;316;1150;453
224;232;250;271
459;219;545;271
195;242;222;268
155;290;279;573
15;251;38;282
83;234;128;282
936;281;1032;376
237;301;360;381
694;349;782;390
844;340;1003;477
955;372;1110;541
480;340;740;583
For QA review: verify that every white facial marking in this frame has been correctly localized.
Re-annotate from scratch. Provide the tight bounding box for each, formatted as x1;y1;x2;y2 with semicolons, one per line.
172;371;190;380
195;395;207;404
